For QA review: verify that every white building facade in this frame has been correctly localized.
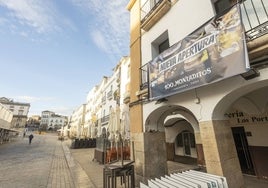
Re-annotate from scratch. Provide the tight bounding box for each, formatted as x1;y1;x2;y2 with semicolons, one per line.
128;0;268;187
40;110;67;131
70;56;131;141
0;103;14;144
47;115;67;131
69;104;86;138
40;110;55;130
0;97;30;128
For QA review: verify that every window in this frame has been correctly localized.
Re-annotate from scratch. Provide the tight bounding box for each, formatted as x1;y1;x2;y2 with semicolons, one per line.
214;0;239;15
176;130;196;156
159;38;169;54
140;64;148;90
176;131;196;148
151;30;169;59
103;109;106;118
18;110;23;115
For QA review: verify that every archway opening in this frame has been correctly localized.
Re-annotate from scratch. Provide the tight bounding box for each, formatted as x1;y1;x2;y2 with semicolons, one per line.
145;105;202;173
213;85;268;178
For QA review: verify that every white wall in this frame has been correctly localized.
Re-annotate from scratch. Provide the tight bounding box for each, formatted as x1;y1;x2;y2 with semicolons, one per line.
141;0;215;66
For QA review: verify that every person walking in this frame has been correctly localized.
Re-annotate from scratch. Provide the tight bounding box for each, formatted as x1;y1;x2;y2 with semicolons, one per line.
29;134;34;144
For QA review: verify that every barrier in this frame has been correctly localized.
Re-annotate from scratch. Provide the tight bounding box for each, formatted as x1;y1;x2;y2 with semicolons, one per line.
140;170;228;188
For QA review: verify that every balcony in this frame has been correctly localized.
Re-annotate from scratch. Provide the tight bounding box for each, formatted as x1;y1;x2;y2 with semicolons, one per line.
139;0;268;91
101;115;110;124
107;90;113;100
123;92;130;104
101;95;106;104
140;64;149;91
141;0;171;31
241;0;268;61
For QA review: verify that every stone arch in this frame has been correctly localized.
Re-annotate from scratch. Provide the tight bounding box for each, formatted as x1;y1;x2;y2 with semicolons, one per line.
206;79;268;183
144;104;204;165
212;80;268;120
144;104;199;132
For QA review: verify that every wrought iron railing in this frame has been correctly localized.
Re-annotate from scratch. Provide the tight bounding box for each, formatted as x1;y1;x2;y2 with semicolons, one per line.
140;63;149;90
107;90;113;100
139;0;268;90
141;0;165;22
240;0;268;41
101;115;110;124
101;95;106;104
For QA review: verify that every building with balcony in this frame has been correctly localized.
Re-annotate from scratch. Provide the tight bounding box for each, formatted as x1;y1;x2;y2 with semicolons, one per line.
127;0;268;187
69;104;86;138
40;110;55;130
40;111;67;131
47;114;67;131
0;103;14;144
86;56;131;138
70;56;131;142
27;115;41;130
0;97;30;129
84;86;99;138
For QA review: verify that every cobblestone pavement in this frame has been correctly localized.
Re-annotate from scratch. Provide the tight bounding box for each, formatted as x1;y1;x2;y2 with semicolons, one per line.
65;140;268;188
65;145;104;188
1;133;268;188
0;133;76;188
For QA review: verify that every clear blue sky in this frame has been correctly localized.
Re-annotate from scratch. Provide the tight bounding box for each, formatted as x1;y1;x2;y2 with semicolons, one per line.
0;0;129;116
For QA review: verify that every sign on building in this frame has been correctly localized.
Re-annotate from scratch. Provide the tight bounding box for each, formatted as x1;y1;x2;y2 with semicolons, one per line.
148;6;250;100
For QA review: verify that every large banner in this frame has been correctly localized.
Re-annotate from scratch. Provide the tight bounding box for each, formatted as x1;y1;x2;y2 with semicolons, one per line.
149;6;250;100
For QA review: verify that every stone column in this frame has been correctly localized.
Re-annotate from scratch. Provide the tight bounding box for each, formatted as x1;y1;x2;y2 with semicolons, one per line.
200;120;244;188
195;132;205;166
132;132;167;185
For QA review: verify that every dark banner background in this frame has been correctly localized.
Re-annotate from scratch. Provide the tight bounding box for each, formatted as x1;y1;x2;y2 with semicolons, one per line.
149;6;249;100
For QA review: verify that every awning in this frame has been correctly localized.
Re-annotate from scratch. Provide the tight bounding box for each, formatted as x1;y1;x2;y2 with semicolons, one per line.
0;127;20;132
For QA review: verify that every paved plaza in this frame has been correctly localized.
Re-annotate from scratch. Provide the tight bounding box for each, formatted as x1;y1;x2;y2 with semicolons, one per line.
0;133;268;188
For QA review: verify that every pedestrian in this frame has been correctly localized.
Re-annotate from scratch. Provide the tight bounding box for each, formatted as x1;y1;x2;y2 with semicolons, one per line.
29;134;34;144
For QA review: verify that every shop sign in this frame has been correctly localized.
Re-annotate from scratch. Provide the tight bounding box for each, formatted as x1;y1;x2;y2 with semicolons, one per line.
148;5;250;100
225;111;268;125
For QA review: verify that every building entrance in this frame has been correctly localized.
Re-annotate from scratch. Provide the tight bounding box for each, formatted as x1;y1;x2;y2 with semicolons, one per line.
232;126;255;175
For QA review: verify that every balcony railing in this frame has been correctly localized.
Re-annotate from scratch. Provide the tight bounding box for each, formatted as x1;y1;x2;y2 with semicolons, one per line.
107;90;113;100
140;63;149;90
240;0;268;41
101;95;106;104
141;0;162;21
141;0;171;31
101;115;110;124
139;0;268;90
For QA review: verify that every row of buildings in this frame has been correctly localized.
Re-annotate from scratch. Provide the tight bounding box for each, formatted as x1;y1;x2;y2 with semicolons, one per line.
0;97;67;141
68;56;131;140
0;97;32;143
0;97;30;129
1;0;268;187
0;102;15;143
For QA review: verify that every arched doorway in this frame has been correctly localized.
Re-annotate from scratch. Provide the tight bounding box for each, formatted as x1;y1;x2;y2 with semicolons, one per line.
144;105;204;170
165;118;197;164
176;130;196;159
213;85;268;179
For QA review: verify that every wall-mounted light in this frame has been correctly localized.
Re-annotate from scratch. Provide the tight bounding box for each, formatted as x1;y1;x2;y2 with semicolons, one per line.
155;98;168;104
241;68;260;80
